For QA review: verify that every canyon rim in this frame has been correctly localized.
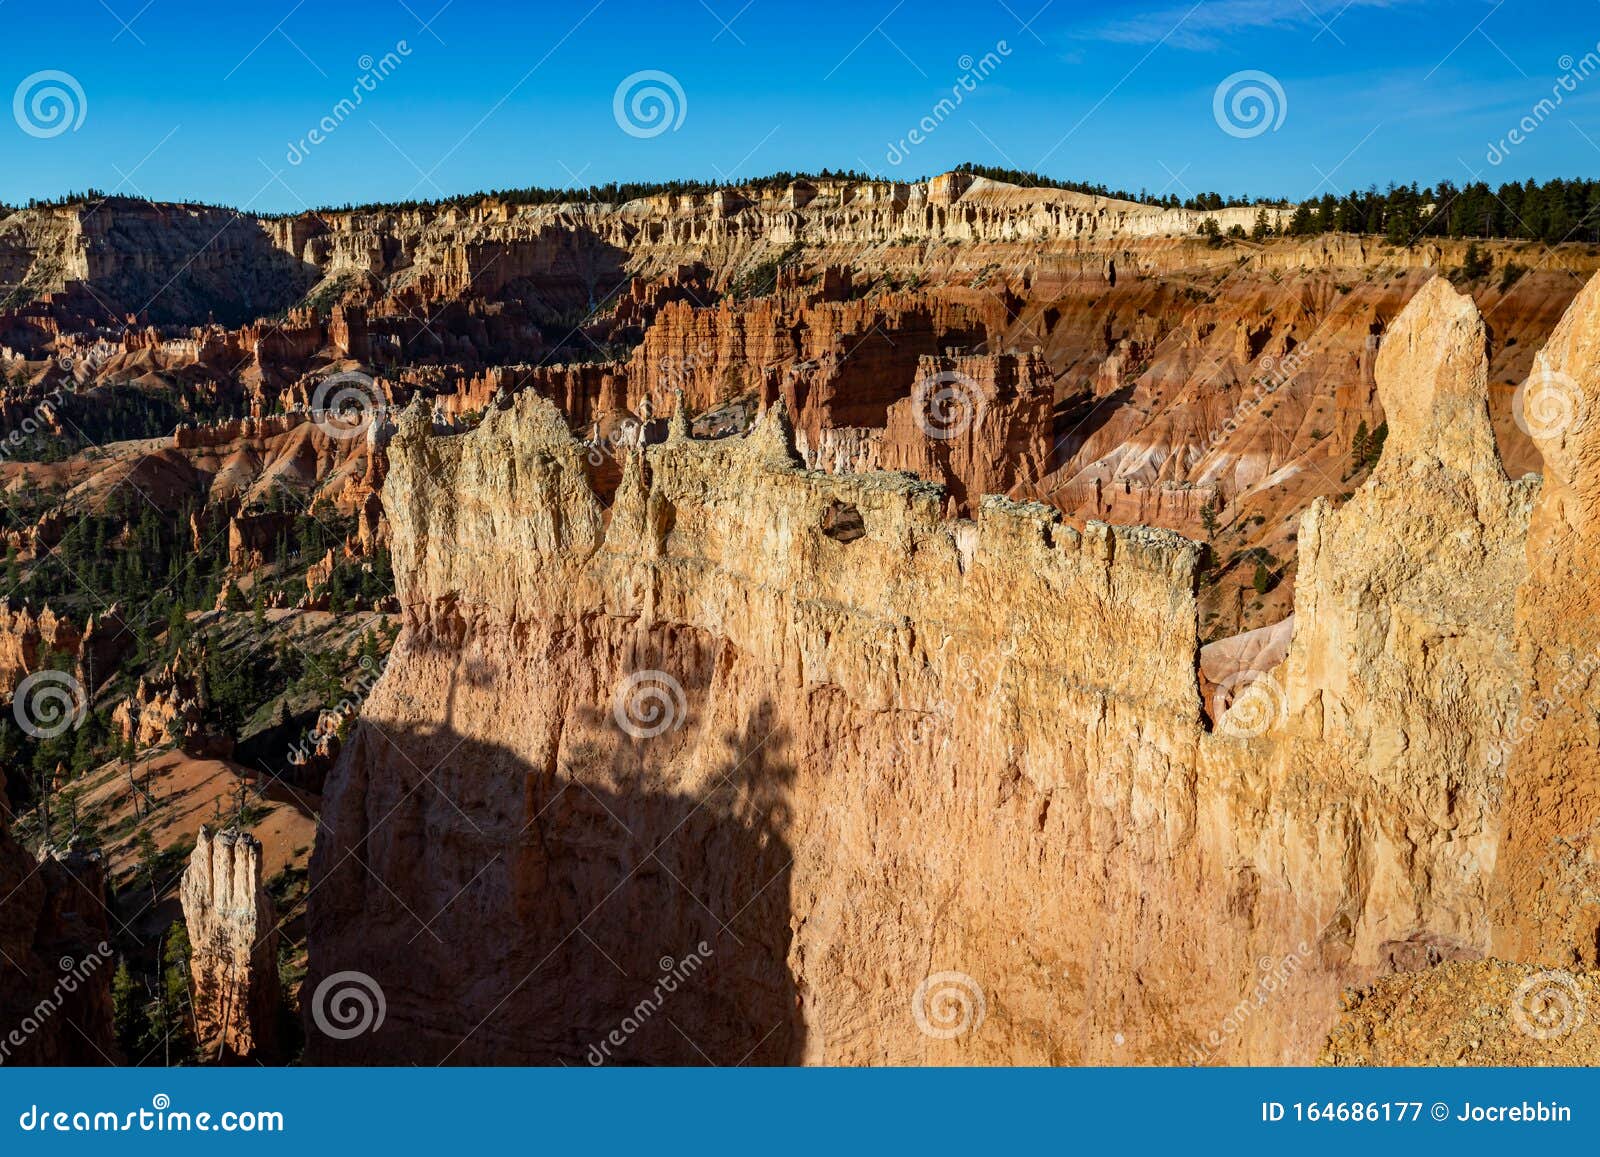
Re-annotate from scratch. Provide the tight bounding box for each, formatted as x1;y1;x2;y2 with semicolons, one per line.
2;173;1599;1069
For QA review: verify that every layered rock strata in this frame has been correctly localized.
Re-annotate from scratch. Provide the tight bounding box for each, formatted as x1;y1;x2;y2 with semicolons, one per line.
301;272;1600;1065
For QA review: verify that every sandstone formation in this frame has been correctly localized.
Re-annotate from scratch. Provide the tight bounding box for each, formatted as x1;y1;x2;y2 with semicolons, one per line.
875;353;1055;514
0;797;118;1064
180;826;281;1062
1491;272;1600;969
1197;614;1292;721
0;602;129;697
0;603;81;694
11;174;1600;1069
1275;277;1536;977
4;178;1592;641
29;845;119;1060
299;272;1600;1066
111;659;203;750
1322;960;1600;1065
0;201;320;326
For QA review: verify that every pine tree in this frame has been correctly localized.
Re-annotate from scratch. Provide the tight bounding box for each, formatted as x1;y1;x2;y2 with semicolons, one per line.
155;922;196;1066
1351;420;1371;470
112;960;149;1061
1366;422;1388;468
134;829;162;907
1461;243;1491;280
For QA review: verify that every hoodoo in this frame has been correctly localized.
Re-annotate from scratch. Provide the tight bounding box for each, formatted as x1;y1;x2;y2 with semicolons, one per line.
181;827;281;1062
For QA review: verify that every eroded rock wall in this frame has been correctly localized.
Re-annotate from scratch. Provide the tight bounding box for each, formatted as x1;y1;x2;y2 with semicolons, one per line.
1492;273;1600;967
0;818;119;1064
1279;278;1536;968
305;274;1600;1066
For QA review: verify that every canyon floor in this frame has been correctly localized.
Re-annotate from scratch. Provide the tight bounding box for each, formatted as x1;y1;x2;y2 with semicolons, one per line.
1;172;1598;1065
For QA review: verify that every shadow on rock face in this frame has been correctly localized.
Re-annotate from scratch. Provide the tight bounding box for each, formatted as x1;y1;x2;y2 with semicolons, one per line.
302;697;803;1066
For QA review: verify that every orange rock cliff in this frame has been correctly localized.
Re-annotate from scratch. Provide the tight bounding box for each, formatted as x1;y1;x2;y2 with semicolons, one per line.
303;274;1600;1065
6;175;1600;1067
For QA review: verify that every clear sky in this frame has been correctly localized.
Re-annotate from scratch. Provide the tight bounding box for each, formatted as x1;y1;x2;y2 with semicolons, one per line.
3;0;1598;211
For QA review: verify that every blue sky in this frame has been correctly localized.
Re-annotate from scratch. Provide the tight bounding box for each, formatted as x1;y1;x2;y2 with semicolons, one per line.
2;0;1598;210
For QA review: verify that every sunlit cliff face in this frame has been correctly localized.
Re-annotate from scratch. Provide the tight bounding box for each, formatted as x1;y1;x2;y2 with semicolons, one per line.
301;275;1600;1065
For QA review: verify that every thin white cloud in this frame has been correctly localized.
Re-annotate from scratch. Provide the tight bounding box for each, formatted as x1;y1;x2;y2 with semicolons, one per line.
1078;0;1423;51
